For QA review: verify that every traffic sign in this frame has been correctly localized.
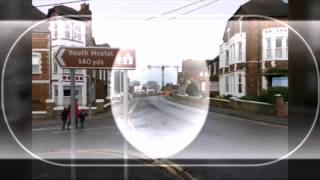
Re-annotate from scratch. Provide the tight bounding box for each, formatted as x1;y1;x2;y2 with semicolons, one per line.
55;46;136;69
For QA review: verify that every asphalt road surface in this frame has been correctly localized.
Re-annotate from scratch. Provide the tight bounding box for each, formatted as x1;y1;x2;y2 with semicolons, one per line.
31;96;287;160
30;96;288;179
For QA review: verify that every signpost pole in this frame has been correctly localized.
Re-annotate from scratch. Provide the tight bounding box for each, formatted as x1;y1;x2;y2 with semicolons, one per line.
123;70;129;180
70;68;76;179
86;75;92;118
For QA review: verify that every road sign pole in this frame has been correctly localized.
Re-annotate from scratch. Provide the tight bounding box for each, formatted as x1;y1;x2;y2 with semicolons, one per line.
86;75;92;119
70;68;77;179
123;70;129;180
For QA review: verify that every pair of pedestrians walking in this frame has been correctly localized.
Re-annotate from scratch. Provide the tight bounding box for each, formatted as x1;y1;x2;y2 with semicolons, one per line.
60;99;88;131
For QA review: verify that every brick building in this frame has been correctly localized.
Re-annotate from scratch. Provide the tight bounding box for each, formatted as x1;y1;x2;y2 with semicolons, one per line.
32;6;51;110
219;0;288;97
179;59;209;95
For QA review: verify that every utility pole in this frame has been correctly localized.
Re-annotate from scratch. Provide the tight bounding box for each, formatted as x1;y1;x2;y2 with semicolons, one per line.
147;65;179;89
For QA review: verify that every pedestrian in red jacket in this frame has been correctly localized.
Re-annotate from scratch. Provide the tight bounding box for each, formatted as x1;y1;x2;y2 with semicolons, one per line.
67;99;80;130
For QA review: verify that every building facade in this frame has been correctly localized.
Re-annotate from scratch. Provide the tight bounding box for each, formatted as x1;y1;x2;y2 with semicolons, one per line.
207;56;219;97
219;0;288;97
32;7;51;111
179;59;209;95
48;5;89;107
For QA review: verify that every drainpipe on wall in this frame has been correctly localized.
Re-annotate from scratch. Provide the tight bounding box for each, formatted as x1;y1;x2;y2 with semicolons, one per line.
257;19;261;96
48;32;52;100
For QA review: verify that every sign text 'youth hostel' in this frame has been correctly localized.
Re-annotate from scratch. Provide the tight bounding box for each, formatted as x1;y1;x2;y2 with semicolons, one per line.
55;47;136;69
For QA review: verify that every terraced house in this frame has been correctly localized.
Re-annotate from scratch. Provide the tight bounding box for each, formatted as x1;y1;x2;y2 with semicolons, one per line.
219;0;288;97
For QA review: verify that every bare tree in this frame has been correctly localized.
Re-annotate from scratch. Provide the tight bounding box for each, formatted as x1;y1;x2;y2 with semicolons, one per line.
129;80;140;87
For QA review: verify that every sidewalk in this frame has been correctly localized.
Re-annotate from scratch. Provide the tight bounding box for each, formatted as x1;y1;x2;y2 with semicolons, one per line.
208;106;288;126
32;111;114;128
166;96;288;126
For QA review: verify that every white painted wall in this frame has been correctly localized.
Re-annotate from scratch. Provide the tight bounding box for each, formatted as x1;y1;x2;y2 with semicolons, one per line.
49;18;88;107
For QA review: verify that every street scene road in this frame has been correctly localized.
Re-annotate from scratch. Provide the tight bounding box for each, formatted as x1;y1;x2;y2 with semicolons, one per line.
32;96;287;160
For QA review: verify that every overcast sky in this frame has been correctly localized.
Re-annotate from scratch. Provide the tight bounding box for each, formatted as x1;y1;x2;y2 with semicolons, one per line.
33;0;249;85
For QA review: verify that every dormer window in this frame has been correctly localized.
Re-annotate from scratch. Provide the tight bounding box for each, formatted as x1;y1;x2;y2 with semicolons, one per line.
65;23;71;39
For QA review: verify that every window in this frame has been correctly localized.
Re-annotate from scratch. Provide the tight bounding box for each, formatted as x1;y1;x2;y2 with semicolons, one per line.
238;42;242;62
225;76;229;92
275;38;282;58
54;23;58;38
230;74;235;93
63;69;70;73
209;82;219;91
99;70;103;79
32;52;41;74
266;38;272;59
272;76;288;87
53;61;58;73
238;74;243;93
54;85;58;97
63;86;82;96
220;48;224;67
63;69;82;74
73;25;81;41
230;44;233;64
213;63;216;75
285;38;288;58
65;24;71;39
225;50;229;66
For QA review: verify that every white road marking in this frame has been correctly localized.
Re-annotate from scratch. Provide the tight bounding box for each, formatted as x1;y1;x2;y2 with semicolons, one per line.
129;99;140;114
52;126;115;134
32;126;61;132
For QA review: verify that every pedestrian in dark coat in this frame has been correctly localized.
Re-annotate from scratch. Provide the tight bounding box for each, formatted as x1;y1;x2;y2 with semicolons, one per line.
61;107;68;131
79;110;88;128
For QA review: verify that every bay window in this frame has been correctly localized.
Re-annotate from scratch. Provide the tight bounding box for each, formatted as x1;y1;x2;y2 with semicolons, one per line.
225;76;229;93
238;42;243;62
65;23;71;39
275;38;283;58
263;27;288;60
266;38;272;59
225;50;229;66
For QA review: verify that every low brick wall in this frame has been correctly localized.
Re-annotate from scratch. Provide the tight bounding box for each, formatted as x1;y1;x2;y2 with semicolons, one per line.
230;99;275;116
175;95;284;117
32;111;47;121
